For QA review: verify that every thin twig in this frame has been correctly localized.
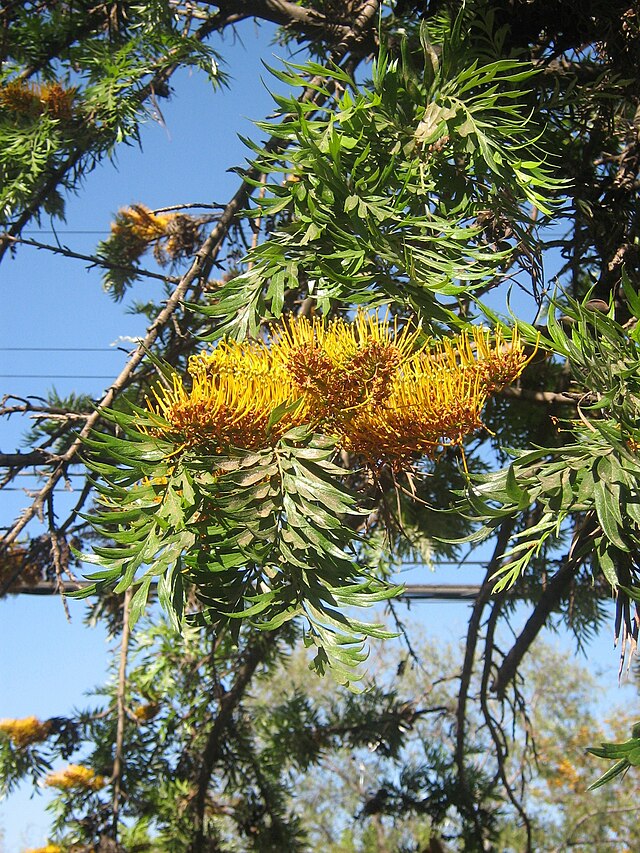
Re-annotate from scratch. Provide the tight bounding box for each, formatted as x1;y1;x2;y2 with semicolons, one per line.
112;587;133;837
454;517;514;834
2;234;179;283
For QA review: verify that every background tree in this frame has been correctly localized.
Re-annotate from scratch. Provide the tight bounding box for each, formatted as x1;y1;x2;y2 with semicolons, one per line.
1;1;640;851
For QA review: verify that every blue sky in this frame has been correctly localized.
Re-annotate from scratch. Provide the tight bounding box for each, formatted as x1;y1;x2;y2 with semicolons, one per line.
0;18;637;851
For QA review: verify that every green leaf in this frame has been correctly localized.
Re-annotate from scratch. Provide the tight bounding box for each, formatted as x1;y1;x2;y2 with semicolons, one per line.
129;576;153;628
587;758;629;790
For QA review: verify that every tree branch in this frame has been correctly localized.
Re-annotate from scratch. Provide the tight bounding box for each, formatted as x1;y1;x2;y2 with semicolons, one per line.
454;518;514;830
1;234;179;284
112;587;133;838
491;537;589;699
1;0;380;557
189;632;275;853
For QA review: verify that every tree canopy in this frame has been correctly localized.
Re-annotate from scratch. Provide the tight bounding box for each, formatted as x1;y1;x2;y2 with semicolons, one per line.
1;1;640;851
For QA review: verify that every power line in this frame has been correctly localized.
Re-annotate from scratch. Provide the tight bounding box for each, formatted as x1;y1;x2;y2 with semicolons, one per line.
0;347;118;352
4;581;494;600
0;374;115;379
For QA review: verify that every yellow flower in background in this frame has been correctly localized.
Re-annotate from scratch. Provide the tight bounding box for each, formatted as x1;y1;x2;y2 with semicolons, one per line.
143;311;531;467
0;716;51;748
44;764;106;791
0;80;76;121
111;204;172;244
23;845;63;853
132;702;161;722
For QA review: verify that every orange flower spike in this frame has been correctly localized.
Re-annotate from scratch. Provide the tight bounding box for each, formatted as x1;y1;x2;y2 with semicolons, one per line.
0;716;52;748
111;205;173;243
271;310;421;416
189;338;282;384
39;82;76;121
44;764;106;791
0;80;40;115
0;80;76;120
473;325;532;390
147;367;299;451
343;341;488;469
426;326;531;389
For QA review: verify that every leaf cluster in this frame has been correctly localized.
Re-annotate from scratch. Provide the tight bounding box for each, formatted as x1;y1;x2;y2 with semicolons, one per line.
80;410;398;687
202;17;564;338
587;723;640;790
0;1;223;225
453;283;640;601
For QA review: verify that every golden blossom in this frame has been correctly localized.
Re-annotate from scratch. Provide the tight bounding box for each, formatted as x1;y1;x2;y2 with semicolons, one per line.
144;313;531;468
44;764;106;791
272;312;420;418
108;205;202;267
0;716;51;747
148;368;300;452
0;80;76;121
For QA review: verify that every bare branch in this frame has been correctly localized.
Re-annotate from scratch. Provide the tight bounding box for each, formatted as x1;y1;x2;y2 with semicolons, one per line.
454;518;514;832
1;234;179;284
189;631;276;853
491;523;592;699
112;588;133;838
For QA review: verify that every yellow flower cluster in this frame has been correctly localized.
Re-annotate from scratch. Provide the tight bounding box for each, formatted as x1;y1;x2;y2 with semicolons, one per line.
108;204;175;265
132;702;161;722
0;81;76;121
0;716;51;747
549;757;582;792
146;313;531;469
44;764;106;791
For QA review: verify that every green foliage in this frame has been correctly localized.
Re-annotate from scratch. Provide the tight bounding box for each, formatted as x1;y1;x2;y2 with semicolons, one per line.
0;2;223;226
201;20;563;338
4;0;640;841
452;287;640;600
588;723;640;790
11;618;634;853
79;409;398;687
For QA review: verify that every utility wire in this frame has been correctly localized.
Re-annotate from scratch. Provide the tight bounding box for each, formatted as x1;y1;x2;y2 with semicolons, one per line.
0;373;114;379
0;347;120;352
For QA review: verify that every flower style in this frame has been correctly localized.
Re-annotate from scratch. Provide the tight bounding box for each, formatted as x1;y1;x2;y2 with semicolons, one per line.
0;715;51;747
444;325;531;391
344;326;531;468
44;764;106;791
148;368;299;452
346;358;487;467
